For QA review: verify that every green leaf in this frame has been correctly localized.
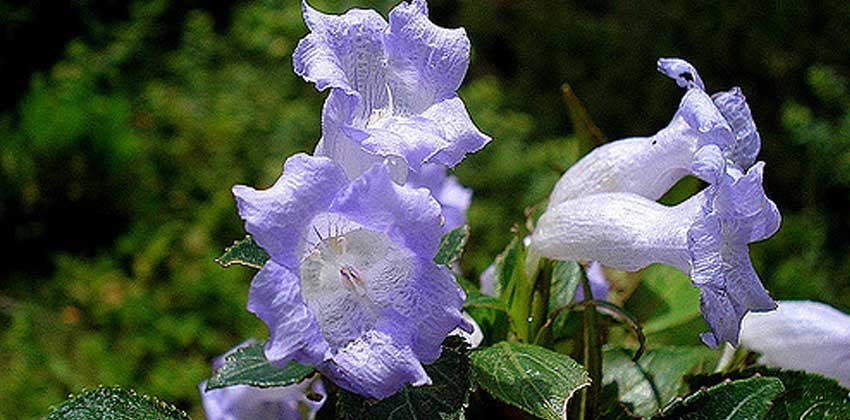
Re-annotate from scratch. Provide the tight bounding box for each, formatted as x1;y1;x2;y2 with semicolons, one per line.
548;261;583;338
47;386;189;420
625;265;706;345
602;346;715;418
464;290;511;346
660;376;784;419
216;235;269;269
206;340;315;390
686;367;850;420
336;336;471;420
470;341;590;420
434;225;470;267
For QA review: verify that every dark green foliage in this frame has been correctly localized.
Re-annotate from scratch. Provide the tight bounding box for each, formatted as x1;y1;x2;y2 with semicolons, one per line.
660;377;784;420
205;340;315;390
47;386;189;420
216;236;269;269
686;368;850;420
470;341;590;420
434;225;470;267
463;290;510;346
336;336;472;420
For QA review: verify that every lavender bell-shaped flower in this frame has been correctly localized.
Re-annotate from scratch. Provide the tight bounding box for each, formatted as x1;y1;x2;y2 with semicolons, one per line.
532;147;780;347
233;154;470;399
407;163;472;231
294;0;490;183
739;300;850;388
199;340;326;420
547;58;761;208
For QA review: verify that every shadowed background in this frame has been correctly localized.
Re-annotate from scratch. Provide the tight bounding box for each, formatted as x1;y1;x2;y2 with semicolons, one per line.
2;0;849;418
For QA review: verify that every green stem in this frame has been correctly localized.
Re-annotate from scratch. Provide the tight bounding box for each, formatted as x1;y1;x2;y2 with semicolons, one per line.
578;273;602;420
527;259;552;344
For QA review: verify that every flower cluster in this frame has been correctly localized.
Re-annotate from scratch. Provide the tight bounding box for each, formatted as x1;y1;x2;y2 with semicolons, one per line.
202;0;488;405
530;58;780;348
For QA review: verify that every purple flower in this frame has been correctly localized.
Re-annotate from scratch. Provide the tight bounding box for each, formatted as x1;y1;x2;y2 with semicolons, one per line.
573;261;610;301
407;163;471;231
739;301;850;387
233;154;470;399
295;0;490;182
532;152;780;347
199;340;326;420
547;58;760;209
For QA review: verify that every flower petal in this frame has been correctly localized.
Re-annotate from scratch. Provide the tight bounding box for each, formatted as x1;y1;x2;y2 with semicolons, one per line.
319;318;430;399
657;57;705;90
331;163;443;257
233;153;348;269
386;0;471;114
712;87;762;169
423;96;492;168
740;301;850;388
407;163;472;231
247;260;330;365
294;1;389;113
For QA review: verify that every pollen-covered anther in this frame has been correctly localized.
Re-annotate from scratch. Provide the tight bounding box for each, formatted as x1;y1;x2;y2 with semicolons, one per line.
339;265;367;296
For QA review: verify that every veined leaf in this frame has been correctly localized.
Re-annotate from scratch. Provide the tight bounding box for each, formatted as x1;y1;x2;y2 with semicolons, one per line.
47;386;189;420
686;367;850;420
470;341;590;420
206;340;314;390
434;225;470;267
216;236;269;269
660;376;784;419
464;290;510;346
336;336;471;420
625;265;706;345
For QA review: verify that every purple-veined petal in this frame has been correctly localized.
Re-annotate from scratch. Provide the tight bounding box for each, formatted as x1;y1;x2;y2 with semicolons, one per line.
294;1;389;115
233;153;348;270
739;301;850;388
386;0;471;114
247;261;330;365
331;163;444;257
712;87;762;169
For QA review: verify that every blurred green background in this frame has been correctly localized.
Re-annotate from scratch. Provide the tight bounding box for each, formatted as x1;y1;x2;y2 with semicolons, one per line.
2;0;850;418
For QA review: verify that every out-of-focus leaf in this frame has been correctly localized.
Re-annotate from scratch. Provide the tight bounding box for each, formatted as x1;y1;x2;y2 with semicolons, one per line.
216;236;269;269
464;290;510;346
625;265;706;345
47;386;189;420
470;341;590;420
206;340;314;390
434;225;470;267
602;346;715;418
336;336;471;420
660;376;784;419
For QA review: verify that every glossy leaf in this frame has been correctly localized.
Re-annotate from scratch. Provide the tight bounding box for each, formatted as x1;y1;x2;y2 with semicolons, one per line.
47;386;189;420
464;290;510;346
434;225;470;267
625;265;706;345
660;376;784;419
216;235;269;269
206;340;315;390
470;341;590;420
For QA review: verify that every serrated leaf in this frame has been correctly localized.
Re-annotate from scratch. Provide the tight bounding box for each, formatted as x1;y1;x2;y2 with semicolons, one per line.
216;235;269;269
470;341;590;420
336;336;471;420
625;265;706;345
660;376;784;419
686;367;850;420
47;386;189;420
464;290;510;346
434;225;470;267
206;340;314;390
602;346;715;418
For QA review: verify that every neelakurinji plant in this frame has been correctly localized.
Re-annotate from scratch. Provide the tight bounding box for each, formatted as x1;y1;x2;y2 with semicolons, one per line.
46;1;850;420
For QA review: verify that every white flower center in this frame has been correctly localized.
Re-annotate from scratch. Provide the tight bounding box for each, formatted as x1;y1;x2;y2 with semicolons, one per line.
299;227;415;347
